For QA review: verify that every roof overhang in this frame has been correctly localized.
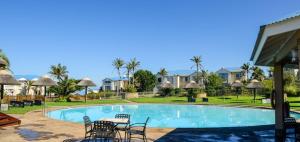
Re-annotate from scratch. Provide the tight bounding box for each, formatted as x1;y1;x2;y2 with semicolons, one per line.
251;15;300;68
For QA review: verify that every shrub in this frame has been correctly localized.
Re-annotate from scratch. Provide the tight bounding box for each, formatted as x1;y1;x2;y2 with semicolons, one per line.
124;84;137;93
285;84;298;96
159;88;174;96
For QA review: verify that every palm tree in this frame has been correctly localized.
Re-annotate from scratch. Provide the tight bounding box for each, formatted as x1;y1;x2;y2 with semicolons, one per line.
113;58;124;94
190;56;202;84
128;58;140;84
25;80;34;95
158;68;168;83
125;63;133;84
0;49;10;69
49;63;68;81
241;63;250;81
251;66;265;81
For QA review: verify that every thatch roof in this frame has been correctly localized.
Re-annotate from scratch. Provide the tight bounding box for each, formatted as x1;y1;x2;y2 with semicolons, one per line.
77;77;96;87
0;58;8;68
0;70;20;85
184;81;200;89
246;79;263;89
231;80;243;87
32;75;57;86
159;81;174;88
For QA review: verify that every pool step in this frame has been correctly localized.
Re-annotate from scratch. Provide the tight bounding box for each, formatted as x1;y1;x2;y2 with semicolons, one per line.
0;113;21;127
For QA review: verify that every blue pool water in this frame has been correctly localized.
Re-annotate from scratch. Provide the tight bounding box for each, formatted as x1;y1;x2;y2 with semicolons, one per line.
47;104;300;128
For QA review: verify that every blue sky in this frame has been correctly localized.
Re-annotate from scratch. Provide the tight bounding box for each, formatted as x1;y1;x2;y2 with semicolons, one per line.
0;0;299;85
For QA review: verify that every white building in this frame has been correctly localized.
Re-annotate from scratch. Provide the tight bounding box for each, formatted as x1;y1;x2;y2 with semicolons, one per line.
101;77;128;91
216;67;245;84
156;70;204;88
4;75;41;96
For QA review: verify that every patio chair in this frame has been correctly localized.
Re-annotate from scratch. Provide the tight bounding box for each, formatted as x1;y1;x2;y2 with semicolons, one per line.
83;116;93;139
115;114;130;140
128;117;150;142
90;120;118;142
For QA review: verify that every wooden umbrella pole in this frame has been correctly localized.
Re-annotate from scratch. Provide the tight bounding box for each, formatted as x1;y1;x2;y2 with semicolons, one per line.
85;86;88;103
0;84;3;109
44;86;47;116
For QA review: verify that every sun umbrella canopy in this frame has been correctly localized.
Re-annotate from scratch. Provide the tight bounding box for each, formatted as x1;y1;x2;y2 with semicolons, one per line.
246;79;263;89
184;81;200;89
160;81;174;88
77;77;96;87
32;75;57;86
231;80;243;87
0;69;20;85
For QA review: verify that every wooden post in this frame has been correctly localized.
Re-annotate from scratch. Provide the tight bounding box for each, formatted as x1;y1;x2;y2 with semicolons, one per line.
274;63;285;141
85;86;88;103
44;86;47;116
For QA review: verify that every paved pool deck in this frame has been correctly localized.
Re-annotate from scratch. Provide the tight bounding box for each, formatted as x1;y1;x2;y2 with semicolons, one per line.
0;105;298;142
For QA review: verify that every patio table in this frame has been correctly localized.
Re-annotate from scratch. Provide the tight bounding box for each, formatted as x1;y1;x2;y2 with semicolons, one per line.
100;118;129;124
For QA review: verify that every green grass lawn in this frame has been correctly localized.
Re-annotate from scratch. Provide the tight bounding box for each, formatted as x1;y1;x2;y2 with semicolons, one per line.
3;95;300;114
1;99;127;114
129;95;300;110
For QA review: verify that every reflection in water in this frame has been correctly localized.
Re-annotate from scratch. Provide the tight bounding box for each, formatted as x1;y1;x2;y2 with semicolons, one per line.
177;110;180;118
48;104;290;128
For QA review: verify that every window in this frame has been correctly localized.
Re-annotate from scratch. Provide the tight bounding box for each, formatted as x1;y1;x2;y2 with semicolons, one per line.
158;78;162;83
236;73;242;79
185;77;189;82
219;73;228;80
104;81;111;84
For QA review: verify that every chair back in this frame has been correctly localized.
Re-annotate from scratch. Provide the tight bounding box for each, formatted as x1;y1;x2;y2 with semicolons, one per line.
115;114;130;123
92;120;116;139
83;116;92;127
143;117;150;132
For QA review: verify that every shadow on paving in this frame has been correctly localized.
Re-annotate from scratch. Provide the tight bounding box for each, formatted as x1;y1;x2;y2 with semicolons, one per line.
155;125;296;142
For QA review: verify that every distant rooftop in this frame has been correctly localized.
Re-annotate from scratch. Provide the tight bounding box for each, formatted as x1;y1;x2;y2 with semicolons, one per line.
167;70;196;76
15;75;39;81
218;67;243;73
104;77;128;81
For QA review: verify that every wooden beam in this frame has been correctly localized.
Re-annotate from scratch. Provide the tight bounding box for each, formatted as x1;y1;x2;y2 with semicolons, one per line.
274;63;285;141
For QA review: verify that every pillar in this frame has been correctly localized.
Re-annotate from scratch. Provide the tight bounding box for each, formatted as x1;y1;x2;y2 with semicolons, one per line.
274;63;285;141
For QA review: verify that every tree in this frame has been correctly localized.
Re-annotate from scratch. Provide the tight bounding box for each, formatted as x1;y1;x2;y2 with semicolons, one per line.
125;63;132;84
250;66;265;81
157;68;168;82
241;63;250;81
113;58;125;80
48;76;82;99
190;56;202;84
113;58;124;94
128;58;140;84
25;80;34;95
134;70;156;92
205;73;223;96
49;63;68;81
0;49;10;68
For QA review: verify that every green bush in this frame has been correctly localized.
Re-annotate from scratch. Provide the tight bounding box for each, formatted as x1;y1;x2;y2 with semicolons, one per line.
124;84;137;93
159;88;174;96
285;84;298;96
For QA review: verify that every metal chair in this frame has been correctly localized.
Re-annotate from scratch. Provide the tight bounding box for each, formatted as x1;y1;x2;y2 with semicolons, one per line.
115;114;130;140
128;117;150;142
83;116;93;139
91;120;117;142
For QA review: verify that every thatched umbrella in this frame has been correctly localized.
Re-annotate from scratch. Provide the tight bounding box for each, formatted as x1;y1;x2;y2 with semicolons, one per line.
32;75;57;115
77;77;96;103
159;81;174;89
0;58;8;68
246;79;263;102
184;81;200;89
231;80;243;99
0;69;20;108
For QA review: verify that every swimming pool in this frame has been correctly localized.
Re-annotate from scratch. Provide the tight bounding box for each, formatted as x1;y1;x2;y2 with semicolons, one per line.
47;104;300;128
